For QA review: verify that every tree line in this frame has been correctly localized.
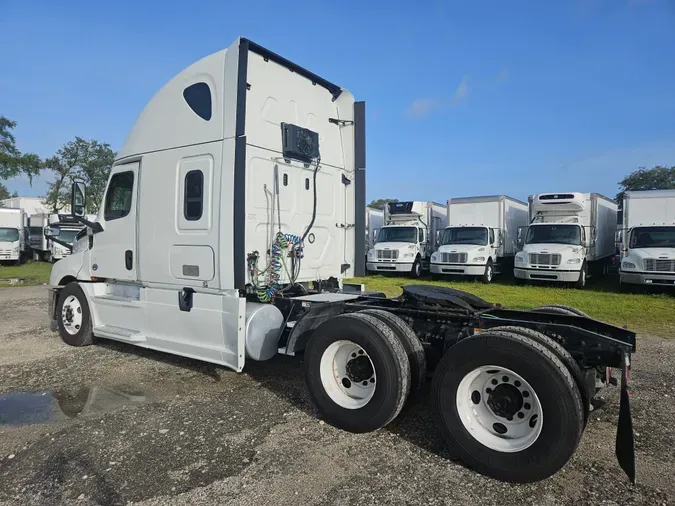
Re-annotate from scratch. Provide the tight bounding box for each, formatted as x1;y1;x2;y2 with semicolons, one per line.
368;166;675;210
0;115;114;213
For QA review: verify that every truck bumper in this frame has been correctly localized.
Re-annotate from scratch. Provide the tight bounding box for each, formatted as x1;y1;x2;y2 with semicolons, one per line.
514;267;580;282
0;253;19;261
430;263;485;276
48;288;60;331
366;261;414;273
620;270;675;286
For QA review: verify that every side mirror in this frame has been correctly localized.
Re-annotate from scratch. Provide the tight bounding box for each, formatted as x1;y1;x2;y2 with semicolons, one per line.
44;225;60;238
517;227;527;248
71;181;86;217
493;229;502;247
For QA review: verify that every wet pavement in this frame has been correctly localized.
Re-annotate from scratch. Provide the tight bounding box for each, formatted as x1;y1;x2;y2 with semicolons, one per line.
0;285;674;505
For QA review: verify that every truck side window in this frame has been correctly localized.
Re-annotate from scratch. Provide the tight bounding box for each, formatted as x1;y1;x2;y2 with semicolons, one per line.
418;228;424;243
489;229;495;245
183;82;212;121
104;171;134;221
184;170;204;221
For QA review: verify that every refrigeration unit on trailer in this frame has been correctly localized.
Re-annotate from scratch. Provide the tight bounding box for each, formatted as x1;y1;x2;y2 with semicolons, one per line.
430;195;528;283
514;192;617;288
45;37;636;485
366;201;446;277
0;208;26;264
619;189;675;288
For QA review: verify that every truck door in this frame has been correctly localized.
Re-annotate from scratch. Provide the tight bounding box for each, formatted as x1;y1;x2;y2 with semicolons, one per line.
90;162;139;281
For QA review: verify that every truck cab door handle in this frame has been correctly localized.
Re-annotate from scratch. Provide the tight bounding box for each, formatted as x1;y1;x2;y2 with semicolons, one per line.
125;250;133;270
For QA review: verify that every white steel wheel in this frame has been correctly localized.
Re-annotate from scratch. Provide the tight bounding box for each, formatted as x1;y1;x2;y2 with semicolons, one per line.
456;365;543;452
319;340;376;409
60;294;84;336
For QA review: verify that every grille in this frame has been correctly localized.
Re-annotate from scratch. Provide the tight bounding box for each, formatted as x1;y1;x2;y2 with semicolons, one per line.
529;253;561;266
376;250;399;260
643;259;675;272
441;252;468;263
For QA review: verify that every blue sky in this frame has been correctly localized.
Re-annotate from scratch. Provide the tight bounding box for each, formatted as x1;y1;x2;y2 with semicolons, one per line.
2;0;674;203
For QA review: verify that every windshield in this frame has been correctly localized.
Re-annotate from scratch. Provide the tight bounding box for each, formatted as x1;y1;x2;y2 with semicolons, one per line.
526;224;581;245
377;226;417;244
630;226;675;248
0;227;20;242
58;229;81;245
441;227;488;246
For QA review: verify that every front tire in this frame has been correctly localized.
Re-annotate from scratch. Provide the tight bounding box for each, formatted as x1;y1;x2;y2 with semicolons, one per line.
56;283;94;347
481;260;494;284
410;257;422;278
431;330;584;482
574;263;587;289
304;313;411;433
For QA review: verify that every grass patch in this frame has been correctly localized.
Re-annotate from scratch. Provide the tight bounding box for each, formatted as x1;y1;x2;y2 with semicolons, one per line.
0;261;52;286
347;275;675;339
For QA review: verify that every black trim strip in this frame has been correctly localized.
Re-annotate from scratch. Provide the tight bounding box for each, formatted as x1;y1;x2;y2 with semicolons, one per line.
353;101;366;277
619;270;675;277
242;38;342;101
233;40;250;290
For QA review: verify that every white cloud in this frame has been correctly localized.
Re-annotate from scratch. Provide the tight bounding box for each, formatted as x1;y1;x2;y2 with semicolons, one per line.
451;75;470;105
497;67;510;84
405;98;443;119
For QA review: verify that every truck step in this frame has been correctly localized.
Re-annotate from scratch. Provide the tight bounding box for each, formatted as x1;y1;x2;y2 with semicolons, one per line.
94;325;146;342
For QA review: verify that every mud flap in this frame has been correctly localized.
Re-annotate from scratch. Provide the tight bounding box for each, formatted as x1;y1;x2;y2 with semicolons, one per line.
615;350;635;484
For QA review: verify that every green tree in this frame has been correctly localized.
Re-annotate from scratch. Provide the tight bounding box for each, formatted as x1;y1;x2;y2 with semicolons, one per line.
44;137;115;213
617;165;675;205
0;181;10;201
0;116;42;184
368;198;399;210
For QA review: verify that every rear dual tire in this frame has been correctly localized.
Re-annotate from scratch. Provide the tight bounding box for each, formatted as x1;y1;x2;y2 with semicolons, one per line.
431;329;584;483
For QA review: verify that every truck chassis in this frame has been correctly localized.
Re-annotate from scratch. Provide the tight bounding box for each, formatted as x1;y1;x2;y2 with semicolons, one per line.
272;283;636;483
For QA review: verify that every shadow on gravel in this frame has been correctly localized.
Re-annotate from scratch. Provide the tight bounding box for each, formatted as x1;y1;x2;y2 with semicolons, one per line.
245;355;458;463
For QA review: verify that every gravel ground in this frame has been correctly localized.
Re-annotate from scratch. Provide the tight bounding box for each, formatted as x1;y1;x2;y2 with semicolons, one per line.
0;286;673;506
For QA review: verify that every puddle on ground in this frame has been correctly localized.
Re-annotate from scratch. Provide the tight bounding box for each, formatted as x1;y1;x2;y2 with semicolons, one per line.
0;386;149;426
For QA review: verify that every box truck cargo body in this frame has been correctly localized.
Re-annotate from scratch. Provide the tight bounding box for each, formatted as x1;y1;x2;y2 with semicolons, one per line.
619;190;675;287
366;201;446;277
514;193;617;288
365;206;383;254
43;38;638;486
430;195;528;282
0;208;25;263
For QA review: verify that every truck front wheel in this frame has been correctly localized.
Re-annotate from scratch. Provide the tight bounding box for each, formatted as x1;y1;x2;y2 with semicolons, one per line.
410;257;422;278
304;313;411;433
481;260;494;284
56;283;95;347
574;263;587;289
431;330;584;482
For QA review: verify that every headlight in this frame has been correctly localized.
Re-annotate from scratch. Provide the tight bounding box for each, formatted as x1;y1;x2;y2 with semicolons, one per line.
403;252;414;258
515;255;525;264
567;258;582;264
473;256;485;262
431;253;438;262
12;246;19;253
622;261;636;269
367;250;374;259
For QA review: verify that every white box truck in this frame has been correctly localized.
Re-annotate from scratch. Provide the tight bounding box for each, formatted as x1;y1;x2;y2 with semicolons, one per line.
366;201;446;277
514;192;618;288
430;195;528;283
619;189;675;288
44;37;637;484
0;208;26;264
365;206;383;256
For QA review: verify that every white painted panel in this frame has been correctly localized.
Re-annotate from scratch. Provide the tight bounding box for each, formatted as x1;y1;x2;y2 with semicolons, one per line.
169;245;215;281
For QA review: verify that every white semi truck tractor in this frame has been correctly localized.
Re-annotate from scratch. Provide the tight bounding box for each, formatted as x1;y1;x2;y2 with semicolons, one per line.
45;37;636;485
619;189;675;289
430;195;528;283
0;208;26;264
366;201;446;277
514;193;618;288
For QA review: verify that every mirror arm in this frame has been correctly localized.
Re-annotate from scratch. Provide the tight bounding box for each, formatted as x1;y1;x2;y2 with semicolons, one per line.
50;237;74;252
71;216;103;233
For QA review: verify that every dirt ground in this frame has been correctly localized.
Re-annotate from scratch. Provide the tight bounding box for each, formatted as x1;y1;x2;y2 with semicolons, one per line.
0;286;673;506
